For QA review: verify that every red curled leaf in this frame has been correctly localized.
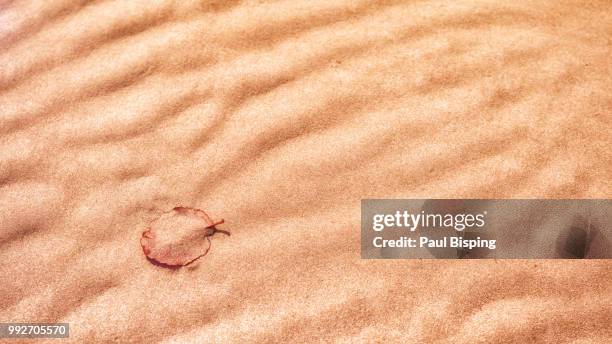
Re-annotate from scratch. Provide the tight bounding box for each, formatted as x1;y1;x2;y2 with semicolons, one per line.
140;207;228;267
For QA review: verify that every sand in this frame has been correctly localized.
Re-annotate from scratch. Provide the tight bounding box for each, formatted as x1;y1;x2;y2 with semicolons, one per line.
0;0;611;342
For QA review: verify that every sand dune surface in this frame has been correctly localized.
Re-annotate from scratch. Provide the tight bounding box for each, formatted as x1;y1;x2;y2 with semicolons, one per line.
0;0;611;343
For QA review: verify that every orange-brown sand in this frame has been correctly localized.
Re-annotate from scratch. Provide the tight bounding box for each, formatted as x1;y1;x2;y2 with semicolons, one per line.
0;1;611;343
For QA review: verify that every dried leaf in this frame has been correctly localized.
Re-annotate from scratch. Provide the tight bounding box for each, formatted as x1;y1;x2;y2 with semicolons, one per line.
140;207;228;267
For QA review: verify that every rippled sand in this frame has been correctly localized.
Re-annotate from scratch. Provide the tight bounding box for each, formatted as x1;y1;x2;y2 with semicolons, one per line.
0;1;611;342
